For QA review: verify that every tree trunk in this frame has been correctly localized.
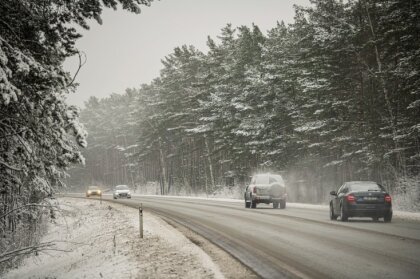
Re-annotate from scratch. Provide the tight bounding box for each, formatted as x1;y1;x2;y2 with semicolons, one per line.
364;0;405;175
204;135;216;194
158;137;167;195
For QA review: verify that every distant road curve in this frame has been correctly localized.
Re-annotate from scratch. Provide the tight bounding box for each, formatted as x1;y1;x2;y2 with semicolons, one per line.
66;194;420;279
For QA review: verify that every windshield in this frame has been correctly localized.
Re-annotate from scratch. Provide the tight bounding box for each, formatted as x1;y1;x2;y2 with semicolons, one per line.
254;175;269;184
349;183;383;192
88;186;99;190
269;175;285;186
116;185;129;190
253;174;285;185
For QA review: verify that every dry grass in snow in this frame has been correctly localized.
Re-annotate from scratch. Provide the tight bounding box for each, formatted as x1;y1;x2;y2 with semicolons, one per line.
4;197;224;279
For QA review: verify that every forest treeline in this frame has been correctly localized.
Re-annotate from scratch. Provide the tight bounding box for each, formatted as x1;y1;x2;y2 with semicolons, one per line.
71;0;419;206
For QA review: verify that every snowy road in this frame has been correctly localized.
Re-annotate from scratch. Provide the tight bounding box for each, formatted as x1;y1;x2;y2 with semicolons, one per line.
74;194;420;279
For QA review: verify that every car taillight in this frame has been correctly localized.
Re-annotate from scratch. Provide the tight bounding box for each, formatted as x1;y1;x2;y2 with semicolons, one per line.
385;194;392;203
253;187;257;194
346;195;356;203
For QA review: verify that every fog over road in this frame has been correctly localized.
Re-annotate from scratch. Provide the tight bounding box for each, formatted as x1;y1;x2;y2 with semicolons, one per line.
69;194;420;279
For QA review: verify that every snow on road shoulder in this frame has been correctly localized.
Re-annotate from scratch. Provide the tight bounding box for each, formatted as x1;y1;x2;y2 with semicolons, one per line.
4;197;224;279
393;210;420;221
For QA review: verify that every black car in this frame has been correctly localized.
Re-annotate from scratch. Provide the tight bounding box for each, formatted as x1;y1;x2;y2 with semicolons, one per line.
329;181;392;222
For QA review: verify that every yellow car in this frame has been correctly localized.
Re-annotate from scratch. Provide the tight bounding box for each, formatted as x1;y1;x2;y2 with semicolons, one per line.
86;186;102;197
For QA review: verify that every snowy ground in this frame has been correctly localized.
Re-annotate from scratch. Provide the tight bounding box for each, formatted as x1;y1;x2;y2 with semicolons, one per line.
7;195;417;278
4;198;227;279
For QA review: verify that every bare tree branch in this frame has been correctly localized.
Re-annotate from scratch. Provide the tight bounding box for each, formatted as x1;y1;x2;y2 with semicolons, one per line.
67;51;87;88
0;241;72;264
0;160;22;172
0;204;58;220
0;128;29;139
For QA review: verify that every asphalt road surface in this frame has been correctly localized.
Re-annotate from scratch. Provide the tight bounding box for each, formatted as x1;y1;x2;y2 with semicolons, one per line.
70;194;420;279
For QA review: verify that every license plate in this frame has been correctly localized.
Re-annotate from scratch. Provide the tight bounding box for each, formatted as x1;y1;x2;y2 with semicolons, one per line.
364;197;377;201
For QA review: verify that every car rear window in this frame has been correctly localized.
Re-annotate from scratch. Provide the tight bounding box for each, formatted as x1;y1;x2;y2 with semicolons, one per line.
269;175;285;185
349;183;383;192
255;175;269;184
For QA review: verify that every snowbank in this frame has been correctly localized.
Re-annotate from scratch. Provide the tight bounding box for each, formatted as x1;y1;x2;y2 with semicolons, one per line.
4;198;224;279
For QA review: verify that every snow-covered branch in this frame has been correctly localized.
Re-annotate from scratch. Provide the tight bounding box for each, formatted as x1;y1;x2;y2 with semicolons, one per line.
0;160;22;172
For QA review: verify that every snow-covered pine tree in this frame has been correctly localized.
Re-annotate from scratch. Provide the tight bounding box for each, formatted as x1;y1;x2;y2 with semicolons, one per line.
0;0;153;270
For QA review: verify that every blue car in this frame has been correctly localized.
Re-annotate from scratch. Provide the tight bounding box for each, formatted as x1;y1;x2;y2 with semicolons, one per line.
330;181;392;222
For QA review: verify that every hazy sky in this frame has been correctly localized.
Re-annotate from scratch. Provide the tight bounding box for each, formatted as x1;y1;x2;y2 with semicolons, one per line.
64;0;310;107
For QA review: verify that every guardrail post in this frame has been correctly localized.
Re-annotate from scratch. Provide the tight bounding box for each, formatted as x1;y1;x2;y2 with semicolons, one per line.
139;203;143;238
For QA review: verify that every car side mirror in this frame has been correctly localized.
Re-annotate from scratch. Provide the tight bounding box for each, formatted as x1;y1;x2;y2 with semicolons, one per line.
330;191;337;196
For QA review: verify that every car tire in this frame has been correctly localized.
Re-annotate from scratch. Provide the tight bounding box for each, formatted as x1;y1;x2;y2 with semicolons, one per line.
280;200;286;209
330;204;338;220
245;200;250;208
340;204;348;222
384;211;392;223
244;194;251;208
273;202;279;209
372;217;379;222
250;195;257;208
113;196;117;199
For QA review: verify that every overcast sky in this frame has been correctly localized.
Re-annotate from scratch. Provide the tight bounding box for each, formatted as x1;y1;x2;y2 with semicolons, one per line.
64;0;310;107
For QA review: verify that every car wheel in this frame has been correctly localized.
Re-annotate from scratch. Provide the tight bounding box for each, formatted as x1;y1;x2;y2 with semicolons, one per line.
113;196;117;199
250;195;257;209
280;199;286;209
372;217;379;222
384;211;392;223
244;194;251;208
340;204;348;222
245;199;250;208
330;204;338;220
273;202;279;209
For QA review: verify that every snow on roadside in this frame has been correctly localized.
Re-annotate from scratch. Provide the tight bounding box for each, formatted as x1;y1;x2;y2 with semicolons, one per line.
392;210;420;221
4;198;224;279
286;203;420;222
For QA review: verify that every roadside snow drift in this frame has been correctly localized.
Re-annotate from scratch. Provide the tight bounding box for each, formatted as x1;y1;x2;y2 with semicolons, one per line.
4;198;224;279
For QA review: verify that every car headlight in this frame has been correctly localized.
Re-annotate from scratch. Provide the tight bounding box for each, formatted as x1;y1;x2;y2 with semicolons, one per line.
88;191;91;194
98;190;101;194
